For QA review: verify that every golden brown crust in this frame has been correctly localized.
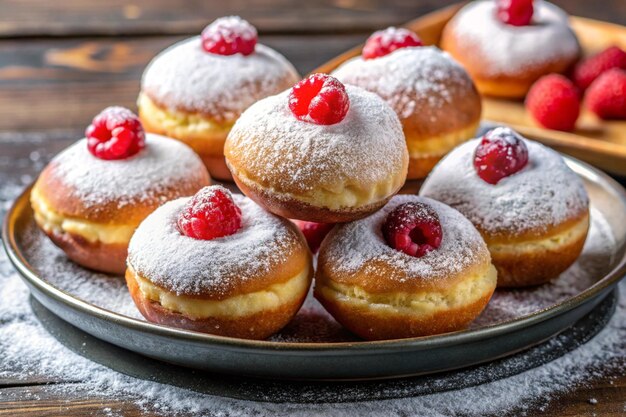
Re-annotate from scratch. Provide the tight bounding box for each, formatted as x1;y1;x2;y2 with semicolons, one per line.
126;268;309;339
314;288;494;340
43;227;127;275
407;152;447;180
33;161;210;225
231;171;396;223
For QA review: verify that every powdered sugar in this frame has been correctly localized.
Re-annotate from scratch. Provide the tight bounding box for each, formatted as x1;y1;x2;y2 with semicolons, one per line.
49;134;208;210
420;136;589;237
141;37;300;121
321;195;489;281
127;194;299;297
226;85;406;193
445;0;580;77
332;46;473;119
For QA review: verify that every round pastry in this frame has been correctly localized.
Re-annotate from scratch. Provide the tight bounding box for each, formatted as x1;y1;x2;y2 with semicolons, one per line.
440;0;581;98
138;16;300;180
225;73;409;223
31;107;210;275
332;28;481;179
315;195;497;340
126;186;313;339
420;127;589;287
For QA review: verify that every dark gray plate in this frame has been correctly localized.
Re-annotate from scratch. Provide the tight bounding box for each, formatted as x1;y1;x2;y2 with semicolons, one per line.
3;157;626;381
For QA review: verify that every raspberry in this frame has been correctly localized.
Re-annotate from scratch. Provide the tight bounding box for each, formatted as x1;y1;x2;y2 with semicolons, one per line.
573;46;626;91
201;16;257;56
382;202;442;258
291;220;334;253
525;74;580;131
585;68;626;120
288;74;350;125
177;186;242;240
473;127;529;185
85;107;145;160
495;0;534;26
362;27;423;60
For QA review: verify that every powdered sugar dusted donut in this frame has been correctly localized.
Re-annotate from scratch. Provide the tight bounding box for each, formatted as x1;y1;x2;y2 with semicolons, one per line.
441;0;580;98
315;195;497;340
138;17;300;180
126;193;312;339
420;129;589;287
333;45;481;179
225;82;409;223
31;134;210;274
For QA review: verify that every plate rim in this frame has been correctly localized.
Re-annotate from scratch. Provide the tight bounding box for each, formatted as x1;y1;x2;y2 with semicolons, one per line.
3;155;626;353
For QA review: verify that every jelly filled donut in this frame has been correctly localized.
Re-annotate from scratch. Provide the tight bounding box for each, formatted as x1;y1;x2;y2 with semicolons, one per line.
31;107;210;274
441;0;581;98
225;73;408;223
315;195;497;340
420;127;589;287
138;16;300;180
126;186;313;339
333;28;481;179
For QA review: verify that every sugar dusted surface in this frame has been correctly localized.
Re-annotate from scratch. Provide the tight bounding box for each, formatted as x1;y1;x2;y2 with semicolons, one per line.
127;194;298;297
322;195;490;281
49;134;207;210
332;46;474;119
226;85;406;193
420;137;589;237
446;0;580;77
141;37;299;120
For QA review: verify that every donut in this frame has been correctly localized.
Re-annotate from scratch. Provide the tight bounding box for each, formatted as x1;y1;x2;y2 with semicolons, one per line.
440;0;581;98
315;195;497;340
125;186;312;339
225;74;408;223
333;34;481;179
420;127;589;287
138;16;300;180
31;107;210;275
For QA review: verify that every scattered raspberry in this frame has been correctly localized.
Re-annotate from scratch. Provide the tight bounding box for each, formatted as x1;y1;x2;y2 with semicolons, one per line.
573;46;626;91
382;202;442;258
201;16;257;56
525;74;580;131
585;68;626;120
85;107;145;160
288;74;350;125
495;0;534;26
291;220;334;253
473;127;529;185
177;186;242;240
362;27;423;60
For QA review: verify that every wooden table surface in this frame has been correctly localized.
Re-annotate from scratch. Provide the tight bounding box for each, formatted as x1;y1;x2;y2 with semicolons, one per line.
0;1;624;415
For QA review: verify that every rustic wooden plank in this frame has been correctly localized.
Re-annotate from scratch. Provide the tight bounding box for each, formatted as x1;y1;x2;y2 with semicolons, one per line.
0;34;365;132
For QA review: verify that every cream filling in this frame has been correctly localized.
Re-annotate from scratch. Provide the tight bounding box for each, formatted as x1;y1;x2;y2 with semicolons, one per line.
138;93;233;139
406;122;479;158
316;264;497;316
30;188;136;245
132;264;311;319
488;215;590;256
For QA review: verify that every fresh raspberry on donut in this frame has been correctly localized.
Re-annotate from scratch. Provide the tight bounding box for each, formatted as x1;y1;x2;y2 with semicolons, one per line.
85;106;146;160
201;16;257;56
362;27;423;60
573;46;626;91
289;73;350;125
474;127;529;185
495;0;534;26
383;202;442;258
177;186;242;240
291;220;334;253
525;74;580;131
585;68;626;120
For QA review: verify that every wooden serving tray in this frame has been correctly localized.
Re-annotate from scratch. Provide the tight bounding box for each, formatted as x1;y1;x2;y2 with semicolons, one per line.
314;3;626;176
